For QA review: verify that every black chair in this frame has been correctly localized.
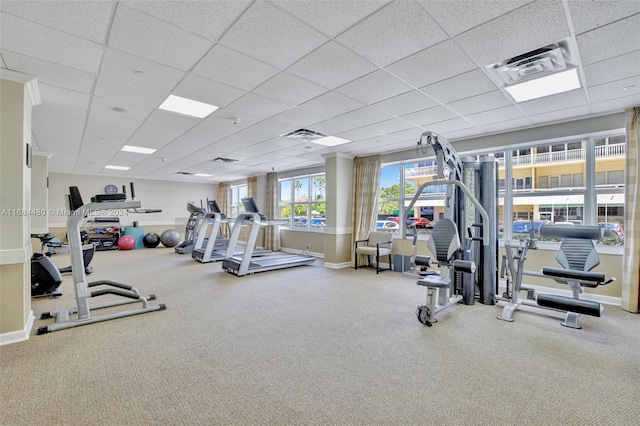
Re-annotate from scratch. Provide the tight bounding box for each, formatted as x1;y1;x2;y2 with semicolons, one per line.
354;231;393;274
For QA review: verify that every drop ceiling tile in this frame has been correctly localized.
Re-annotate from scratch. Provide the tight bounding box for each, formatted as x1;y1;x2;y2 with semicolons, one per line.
252;72;328;106
567;0;640;34
361;118;416;137
32;103;88;124
448;90;513;115
576;14;640;65
428;117;474;134
94;76;166;108
90;95;154;122
173;74;246;108
440;126;485;141
336;106;395;127
387;128;424;143
192;44;280;91
337;0;448;67
588;76;640;103
271;0;390;37
122;0;250;41
0;14;102;73
247;120;293;138
516;89;587;115
126;121;187;150
0;0;113;43
226;93;292;119
272;108;328;127
108;5;212;71
207;107;264;128
287;41;377;90
372;91;439;116
479;117;532;133
420;69;498;103
38;84;91;110
590;93;640;114
402;106;458;127
386;40;476;88
310;118;357;136
419;0;533;36
146;109;202;131
219;1;327;69
454;0;569;66
100;49;186;93
83;111;142;144
528;105;591;124
466;105;525;126
299;91;366;117
583;50;640;87
335;70;413;105
173;120;240;149
0;50;95;93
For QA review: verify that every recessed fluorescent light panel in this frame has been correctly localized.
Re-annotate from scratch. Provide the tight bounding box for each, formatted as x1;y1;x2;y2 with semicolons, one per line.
194;173;212;177
121;145;157;154
105;165;130;170
504;68;581;103
312;136;351;147
158;94;219;118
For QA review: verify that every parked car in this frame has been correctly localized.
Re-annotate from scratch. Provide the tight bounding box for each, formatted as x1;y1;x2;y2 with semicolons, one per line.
406;217;417;227
293;217;308;227
376;220;399;231
414;217;433;229
598;222;624;238
386;216;400;224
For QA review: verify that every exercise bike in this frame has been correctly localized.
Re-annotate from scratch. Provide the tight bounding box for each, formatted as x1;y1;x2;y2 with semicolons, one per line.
30;232;96;298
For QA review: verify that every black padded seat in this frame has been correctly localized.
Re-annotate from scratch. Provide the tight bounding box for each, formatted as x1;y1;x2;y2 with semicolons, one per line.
417;276;450;288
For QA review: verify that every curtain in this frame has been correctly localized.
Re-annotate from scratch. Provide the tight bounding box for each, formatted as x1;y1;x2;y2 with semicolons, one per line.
264;172;281;251
352;155;381;267
218;182;231;238
622;107;639;313
246;176;257;200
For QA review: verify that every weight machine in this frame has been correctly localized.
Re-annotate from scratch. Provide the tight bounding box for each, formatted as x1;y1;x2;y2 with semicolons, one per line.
406;131;498;326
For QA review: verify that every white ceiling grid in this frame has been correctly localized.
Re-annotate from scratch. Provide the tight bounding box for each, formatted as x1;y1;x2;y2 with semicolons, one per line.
0;0;638;183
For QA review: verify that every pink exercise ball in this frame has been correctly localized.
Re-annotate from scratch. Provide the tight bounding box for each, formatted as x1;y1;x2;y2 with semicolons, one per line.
117;235;136;250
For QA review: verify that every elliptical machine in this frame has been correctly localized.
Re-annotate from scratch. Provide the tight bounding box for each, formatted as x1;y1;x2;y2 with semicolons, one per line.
31;239;63;298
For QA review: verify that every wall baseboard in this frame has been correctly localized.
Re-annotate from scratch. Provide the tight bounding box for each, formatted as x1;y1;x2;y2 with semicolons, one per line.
323;262;352;269
0;310;34;346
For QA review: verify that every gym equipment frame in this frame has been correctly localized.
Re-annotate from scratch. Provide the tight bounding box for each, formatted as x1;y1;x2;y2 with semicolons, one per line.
38;184;166;335
497;224;615;329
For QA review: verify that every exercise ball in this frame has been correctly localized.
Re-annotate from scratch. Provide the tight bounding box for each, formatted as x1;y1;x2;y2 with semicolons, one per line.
160;229;180;248
143;232;160;248
117;235;136;251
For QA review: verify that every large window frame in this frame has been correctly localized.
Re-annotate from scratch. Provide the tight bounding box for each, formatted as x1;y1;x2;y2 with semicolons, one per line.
279;173;326;231
230;184;247;217
379;129;626;249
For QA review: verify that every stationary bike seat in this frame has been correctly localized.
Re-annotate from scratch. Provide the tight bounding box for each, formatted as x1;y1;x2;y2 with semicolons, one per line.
31;233;55;242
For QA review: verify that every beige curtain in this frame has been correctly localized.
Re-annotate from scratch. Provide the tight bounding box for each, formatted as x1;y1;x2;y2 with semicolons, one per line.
352;155;381;267
264;172;281;251
622;107;639;313
246;176;258;200
218;182;231;238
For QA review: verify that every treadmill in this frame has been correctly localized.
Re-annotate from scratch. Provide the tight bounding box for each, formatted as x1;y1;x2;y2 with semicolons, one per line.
175;202;207;254
221;197;315;276
191;200;270;263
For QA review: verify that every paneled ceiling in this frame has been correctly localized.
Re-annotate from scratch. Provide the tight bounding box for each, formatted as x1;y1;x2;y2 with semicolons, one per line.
1;0;639;183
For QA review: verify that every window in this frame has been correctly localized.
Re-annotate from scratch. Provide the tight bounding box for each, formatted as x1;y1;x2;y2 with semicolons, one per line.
230;184;247;217
381;131;625;245
279;174;325;230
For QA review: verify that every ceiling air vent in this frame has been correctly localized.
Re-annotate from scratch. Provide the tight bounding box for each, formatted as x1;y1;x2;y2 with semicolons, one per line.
486;38;578;86
212;157;239;163
282;128;327;140
177;171;194;175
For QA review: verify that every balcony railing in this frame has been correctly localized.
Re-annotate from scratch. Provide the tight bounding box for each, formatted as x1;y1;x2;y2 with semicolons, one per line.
405;144;626;179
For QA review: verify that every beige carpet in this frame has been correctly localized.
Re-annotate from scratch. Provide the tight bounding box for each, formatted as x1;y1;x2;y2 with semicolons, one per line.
1;247;638;425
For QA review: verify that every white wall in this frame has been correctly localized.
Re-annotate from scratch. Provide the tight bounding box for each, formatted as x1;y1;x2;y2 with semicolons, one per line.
47;173;218;227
